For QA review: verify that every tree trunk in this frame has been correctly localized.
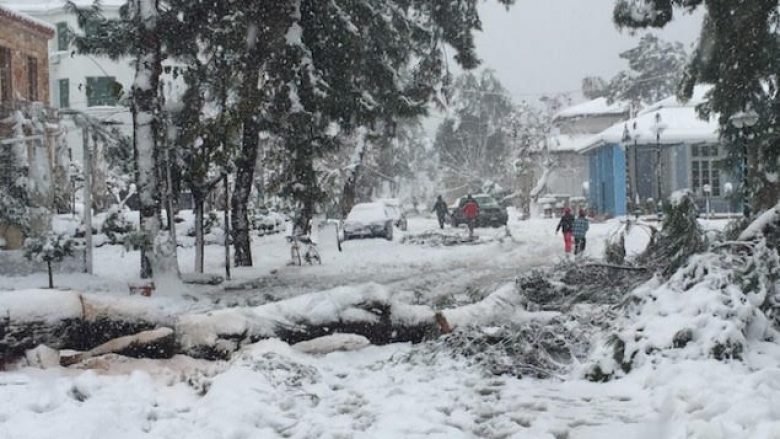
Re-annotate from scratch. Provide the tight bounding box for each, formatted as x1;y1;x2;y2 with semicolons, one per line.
46;260;53;289
132;0;177;279
194;198;204;273
82;129;93;275
223;175;231;280
231;114;259;267
340;128;369;218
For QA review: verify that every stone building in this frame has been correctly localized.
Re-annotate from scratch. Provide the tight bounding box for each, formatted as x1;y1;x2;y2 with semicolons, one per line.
0;4;60;249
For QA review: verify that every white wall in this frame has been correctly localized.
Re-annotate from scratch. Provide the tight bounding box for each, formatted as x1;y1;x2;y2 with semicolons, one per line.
10;3;134;164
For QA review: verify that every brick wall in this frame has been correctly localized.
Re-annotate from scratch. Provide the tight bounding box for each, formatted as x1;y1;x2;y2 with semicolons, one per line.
0;15;51;105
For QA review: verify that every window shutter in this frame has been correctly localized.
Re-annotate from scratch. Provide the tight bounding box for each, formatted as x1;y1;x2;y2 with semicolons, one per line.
57;22;69;51
59;79;69;108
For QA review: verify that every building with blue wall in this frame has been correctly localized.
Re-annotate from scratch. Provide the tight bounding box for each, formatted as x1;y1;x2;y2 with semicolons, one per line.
578;87;738;217
586;143;626;216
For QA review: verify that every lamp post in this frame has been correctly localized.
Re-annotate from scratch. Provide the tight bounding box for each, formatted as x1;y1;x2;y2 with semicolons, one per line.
650;112;667;211
703;183;712;219
723;182;734;217
622;122;641;216
729;108;759;218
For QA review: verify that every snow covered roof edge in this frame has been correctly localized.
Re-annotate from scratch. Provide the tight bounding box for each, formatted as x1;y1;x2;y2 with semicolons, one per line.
577;103;720;153
1;0;124;14
0;4;55;36
554;97;630;120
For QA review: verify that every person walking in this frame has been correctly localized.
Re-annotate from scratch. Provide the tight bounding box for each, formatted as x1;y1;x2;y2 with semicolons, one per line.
573;209;589;257
555;207;575;256
432;195;449;229
462;194;480;239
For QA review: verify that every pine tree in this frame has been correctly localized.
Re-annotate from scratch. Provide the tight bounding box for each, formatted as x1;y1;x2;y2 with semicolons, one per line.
613;0;780;216
582;34;688;106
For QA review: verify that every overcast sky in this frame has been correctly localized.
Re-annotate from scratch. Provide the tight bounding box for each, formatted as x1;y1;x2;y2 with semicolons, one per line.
474;0;702;100
425;0;703;133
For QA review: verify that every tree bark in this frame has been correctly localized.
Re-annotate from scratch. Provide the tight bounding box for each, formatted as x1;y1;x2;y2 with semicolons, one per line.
340;128;369;218
1;288;440;363
231;113;259;267
194;198;204;273
132;0;178;279
46;260;53;289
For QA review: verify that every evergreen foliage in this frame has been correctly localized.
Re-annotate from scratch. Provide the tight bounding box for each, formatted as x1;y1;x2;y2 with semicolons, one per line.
640;191;706;276
582;34;688;105
23;232;75;289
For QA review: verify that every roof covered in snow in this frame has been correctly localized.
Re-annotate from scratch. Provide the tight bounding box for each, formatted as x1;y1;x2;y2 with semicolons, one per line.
638;85;712;115
578;88;720;153
553;97;630;120
547;133;593;152
0;0;124;13
0;4;55;36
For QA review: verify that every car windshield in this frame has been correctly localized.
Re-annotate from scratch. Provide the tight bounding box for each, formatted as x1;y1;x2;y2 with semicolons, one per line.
475;196;499;208
346;204;387;222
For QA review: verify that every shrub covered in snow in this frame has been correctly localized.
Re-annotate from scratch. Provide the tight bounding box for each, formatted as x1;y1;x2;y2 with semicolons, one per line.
640;190;706;275
585;236;780;382
101;206;136;244
252;210;287;236
23;232;75;288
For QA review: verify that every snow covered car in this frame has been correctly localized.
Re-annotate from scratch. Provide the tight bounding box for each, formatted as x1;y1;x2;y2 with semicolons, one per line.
343;203;395;241
450;194;508;228
376;198;408;231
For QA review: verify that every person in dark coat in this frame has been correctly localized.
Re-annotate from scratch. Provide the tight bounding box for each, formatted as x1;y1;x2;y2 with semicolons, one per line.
573;209;589;256
462;194;480;239
432;195;448;229
555;207;575;255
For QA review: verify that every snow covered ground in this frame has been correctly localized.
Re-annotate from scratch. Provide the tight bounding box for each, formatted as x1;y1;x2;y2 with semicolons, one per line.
3;214;775;439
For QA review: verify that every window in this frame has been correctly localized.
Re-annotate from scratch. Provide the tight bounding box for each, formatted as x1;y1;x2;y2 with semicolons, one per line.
59;79;70;108
0;46;11;104
56;22;70;51
691;144;721;197
86;76;119;106
85;19;101;39
27;57;38;102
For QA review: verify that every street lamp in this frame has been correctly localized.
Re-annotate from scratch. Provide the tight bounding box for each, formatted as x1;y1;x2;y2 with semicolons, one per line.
702;183;712;219
650;112;667;210
729;108;759;218
723;182;734;217
623;122;642;216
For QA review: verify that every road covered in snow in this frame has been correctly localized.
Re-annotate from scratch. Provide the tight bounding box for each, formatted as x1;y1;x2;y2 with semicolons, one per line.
2;215;779;438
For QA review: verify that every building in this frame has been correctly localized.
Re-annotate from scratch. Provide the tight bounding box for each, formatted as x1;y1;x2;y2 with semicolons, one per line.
0;5;52;107
0;4;60;248
539;98;630;210
579;86;736;217
0;0;132;166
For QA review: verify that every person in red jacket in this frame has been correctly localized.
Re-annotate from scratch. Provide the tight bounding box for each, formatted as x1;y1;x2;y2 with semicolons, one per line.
462;194;480;239
555;207;575;256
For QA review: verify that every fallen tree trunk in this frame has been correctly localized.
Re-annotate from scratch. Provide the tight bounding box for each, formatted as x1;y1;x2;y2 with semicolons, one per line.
0;290;172;366
1;284;441;363
60;327;175;366
175;283;439;359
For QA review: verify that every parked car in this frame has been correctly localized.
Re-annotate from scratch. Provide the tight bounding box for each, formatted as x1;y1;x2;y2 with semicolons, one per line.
376;198;408;231
342;202;395;240
450;194;508;228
